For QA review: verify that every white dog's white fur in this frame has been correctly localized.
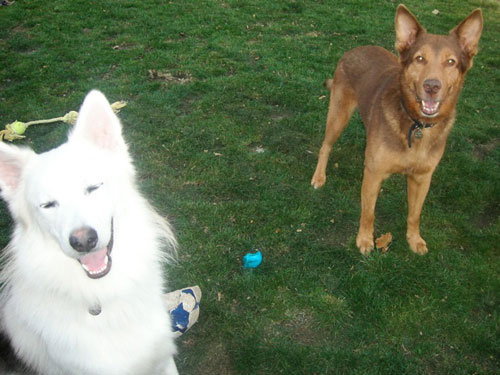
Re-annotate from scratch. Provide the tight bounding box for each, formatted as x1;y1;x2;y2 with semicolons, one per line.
0;91;178;374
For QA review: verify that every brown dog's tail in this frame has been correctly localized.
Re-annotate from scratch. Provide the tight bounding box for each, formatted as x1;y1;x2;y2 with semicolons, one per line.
323;78;334;90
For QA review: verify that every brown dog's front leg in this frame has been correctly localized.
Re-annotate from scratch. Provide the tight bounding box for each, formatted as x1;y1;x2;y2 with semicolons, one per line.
406;172;433;254
356;168;384;255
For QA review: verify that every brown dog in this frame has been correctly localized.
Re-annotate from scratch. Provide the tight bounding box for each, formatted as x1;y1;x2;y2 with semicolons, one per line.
311;5;483;255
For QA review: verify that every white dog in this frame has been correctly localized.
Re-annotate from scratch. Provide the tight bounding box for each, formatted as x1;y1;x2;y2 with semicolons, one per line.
0;91;178;374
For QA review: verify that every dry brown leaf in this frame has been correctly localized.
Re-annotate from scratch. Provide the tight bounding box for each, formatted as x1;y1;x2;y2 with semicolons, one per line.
148;69;193;84
375;232;393;253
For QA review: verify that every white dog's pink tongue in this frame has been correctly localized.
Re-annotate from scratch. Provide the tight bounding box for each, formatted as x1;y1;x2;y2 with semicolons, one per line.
80;248;108;276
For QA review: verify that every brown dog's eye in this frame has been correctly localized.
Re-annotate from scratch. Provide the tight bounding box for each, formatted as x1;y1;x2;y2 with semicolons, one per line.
447;58;456;66
415;55;425;63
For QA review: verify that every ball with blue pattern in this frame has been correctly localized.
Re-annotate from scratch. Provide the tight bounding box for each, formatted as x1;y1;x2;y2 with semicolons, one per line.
166;286;201;336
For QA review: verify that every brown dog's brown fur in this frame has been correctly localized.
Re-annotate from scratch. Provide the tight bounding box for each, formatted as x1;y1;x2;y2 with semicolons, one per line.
311;5;483;255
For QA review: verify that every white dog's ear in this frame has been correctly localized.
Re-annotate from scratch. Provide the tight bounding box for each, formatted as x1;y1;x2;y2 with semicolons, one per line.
0;143;35;200
69;90;127;153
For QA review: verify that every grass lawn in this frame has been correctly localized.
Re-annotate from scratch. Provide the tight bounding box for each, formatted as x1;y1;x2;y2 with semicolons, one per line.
1;0;499;374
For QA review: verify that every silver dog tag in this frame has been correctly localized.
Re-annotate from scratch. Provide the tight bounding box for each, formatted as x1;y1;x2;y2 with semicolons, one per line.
414;128;423;139
89;304;102;316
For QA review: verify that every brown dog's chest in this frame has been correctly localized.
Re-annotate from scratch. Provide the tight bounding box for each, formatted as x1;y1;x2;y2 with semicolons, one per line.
378;140;442;175
364;112;454;177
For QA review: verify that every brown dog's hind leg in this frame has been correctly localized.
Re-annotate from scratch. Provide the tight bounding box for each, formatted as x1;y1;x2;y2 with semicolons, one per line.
311;65;357;189
406;172;433;254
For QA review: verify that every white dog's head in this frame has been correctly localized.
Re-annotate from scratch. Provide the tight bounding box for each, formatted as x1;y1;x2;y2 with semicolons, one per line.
0;91;133;279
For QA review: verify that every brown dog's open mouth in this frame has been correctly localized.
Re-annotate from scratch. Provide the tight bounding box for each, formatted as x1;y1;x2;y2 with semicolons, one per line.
78;220;114;279
419;99;441;117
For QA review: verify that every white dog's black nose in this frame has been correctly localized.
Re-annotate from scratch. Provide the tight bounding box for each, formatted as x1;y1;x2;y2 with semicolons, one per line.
70;227;98;253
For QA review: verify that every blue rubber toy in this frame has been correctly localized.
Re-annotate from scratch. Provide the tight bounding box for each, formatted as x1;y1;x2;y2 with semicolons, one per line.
243;250;262;268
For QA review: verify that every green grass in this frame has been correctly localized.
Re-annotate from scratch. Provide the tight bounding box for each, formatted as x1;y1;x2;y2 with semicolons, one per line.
1;0;499;374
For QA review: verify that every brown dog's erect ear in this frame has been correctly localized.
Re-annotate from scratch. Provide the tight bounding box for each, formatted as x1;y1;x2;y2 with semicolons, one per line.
451;8;483;61
395;4;426;54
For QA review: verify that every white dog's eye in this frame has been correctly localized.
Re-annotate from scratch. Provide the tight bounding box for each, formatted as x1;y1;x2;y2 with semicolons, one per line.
86;183;103;194
40;201;59;209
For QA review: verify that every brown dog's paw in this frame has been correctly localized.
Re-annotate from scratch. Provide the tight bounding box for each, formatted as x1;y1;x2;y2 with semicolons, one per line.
311;173;326;189
407;235;428;255
356;234;374;255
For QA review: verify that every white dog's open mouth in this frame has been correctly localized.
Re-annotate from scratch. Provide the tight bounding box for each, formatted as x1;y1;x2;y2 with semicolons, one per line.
78;221;114;279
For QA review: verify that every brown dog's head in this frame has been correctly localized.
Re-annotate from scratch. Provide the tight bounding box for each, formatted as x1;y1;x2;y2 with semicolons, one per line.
395;5;482;120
